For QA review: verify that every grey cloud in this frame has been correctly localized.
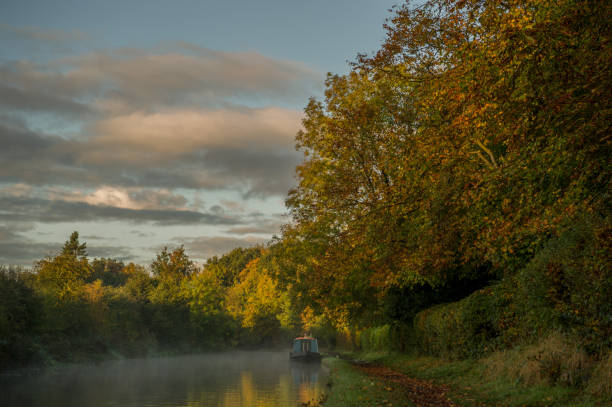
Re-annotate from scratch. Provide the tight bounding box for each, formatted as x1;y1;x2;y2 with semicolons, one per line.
0;195;245;226
224;214;286;235
175;235;267;260
0;222;136;265
0;82;91;116
0;115;301;197
81;235;106;240
0;119;54;159
86;245;134;261
197;148;301;197
0;24;87;44
0;45;321;115
0;240;57;266
224;224;281;235
125;189;188;210
130;230;154;238
0;223;56;266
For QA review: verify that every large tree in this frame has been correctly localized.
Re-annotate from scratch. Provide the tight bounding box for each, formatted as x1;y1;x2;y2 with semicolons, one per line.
286;0;611;325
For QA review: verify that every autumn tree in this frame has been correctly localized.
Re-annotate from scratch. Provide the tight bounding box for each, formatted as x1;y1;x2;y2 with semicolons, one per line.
36;232;91;299
226;257;288;344
286;0;611;327
148;246;197;346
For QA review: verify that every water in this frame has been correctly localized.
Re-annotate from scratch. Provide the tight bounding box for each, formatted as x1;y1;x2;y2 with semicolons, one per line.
0;351;328;407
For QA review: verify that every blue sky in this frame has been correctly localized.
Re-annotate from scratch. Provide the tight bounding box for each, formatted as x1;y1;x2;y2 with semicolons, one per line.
0;0;399;266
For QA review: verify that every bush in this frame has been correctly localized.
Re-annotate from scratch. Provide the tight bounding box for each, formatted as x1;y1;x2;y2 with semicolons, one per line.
360;323;415;352
484;332;592;387
414;215;612;359
0;267;42;367
413;283;511;358
518;217;612;353
588;350;612;400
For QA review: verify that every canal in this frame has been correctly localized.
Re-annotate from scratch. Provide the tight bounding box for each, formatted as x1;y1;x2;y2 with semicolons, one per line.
0;351;328;406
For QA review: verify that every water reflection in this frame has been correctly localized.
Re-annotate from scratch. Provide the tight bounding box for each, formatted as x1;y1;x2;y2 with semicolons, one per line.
0;351;328;407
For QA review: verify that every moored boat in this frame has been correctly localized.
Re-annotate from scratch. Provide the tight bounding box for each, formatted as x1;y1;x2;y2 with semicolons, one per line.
290;336;321;362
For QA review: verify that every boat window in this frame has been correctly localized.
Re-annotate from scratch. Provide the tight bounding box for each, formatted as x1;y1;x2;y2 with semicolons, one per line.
292;338;318;353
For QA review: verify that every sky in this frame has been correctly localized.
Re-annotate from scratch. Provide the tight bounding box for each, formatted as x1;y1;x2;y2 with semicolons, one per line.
0;0;399;267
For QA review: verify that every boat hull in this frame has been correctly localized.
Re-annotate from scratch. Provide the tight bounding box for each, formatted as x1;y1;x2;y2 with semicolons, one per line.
289;351;322;362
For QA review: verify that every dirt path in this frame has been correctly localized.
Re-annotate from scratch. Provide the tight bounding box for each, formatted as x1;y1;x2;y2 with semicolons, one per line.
352;361;460;407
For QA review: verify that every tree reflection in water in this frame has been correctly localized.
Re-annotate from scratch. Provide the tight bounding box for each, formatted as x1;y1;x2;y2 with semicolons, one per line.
0;351;329;407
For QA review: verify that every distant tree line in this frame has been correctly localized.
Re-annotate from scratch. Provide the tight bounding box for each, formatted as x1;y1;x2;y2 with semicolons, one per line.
0;232;325;368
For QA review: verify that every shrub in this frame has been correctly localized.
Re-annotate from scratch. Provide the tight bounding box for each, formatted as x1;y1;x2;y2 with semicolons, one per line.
518;217;612;353
359;323;415;352
413;215;611;359
413;283;514;358
484;332;592;387
587;350;612;400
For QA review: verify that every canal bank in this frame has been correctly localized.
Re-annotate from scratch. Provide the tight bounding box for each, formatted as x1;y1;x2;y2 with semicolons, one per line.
321;351;608;407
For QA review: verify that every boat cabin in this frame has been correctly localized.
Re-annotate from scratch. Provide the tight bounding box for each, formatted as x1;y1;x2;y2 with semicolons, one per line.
292;336;319;353
290;336;321;361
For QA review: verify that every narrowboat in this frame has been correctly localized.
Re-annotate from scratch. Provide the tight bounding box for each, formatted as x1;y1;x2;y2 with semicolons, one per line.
290;336;322;362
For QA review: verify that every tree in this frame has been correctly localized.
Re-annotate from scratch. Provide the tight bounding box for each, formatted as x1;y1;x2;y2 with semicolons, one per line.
204;246;263;287
90;258;126;286
148;246;196;346
62;231;87;258
36;232;91;299
285;0;611;326
150;246;197;281
226;257;285;343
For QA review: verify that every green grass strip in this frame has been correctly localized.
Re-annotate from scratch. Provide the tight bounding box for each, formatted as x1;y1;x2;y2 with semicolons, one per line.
322;357;414;407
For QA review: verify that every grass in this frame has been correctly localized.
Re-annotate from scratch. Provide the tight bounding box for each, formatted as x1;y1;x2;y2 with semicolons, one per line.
350;350;605;407
321;357;414;407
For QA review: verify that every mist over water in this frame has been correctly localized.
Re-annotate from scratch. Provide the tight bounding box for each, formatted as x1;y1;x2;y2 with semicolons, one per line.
0;351;328;407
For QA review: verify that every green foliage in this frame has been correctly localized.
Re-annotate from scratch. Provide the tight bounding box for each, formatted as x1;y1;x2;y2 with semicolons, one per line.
226;258;287;345
360;325;392;352
413;215;612;359
89;258;127;287
61;231;87;258
184;268;233;347
414;284;508;359
1;233;308;369
35;252;91;299
0;266;42;367
282;0;611;338
205;246;263;287
151;246;197;280
518;216;612;353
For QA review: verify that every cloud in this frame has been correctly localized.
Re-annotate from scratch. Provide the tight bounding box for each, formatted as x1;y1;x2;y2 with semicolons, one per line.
0;195;244;225
0;42;314;261
175;235;268;260
0;82;91;116
86;106;300;156
0;240;57;266
0;45;320;115
0;24;88;44
224;215;286;235
57;186;190;211
0;108;302;197
0;221;137;265
85;245;134;261
0;223;56;266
